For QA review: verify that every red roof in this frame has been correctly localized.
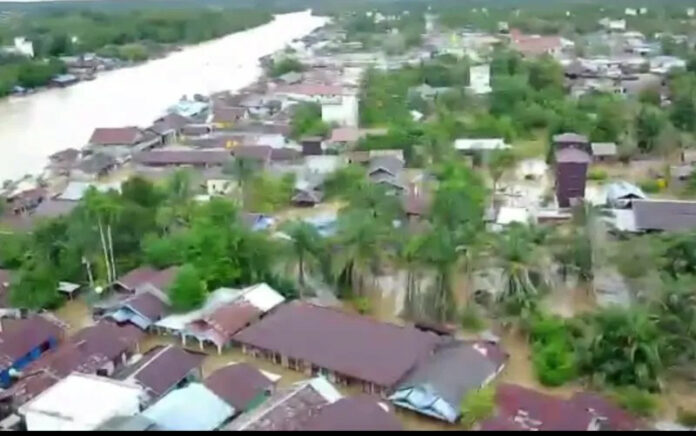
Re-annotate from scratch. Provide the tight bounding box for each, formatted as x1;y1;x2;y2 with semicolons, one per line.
481;384;595;431
0;316;63;369
555;147;591;163
204;363;273;411
234;302;441;388
510;30;562;56
88;127;143;146
329;127;361;143
301;396;403;431
115;266;178;292
129;345;204;398
570;392;642;431
125;292;168;321
206;302;262;342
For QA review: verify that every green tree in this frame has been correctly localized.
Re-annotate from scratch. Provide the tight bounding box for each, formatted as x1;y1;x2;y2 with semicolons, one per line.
269;57;305;77
488;149;517;195
223;157;260;204
635;105;666;153
528;55;563;92
281;220;322;295
460;385;496;429
290;102;329;139
169;263;206;313
420;227;459;323
9;261;61;310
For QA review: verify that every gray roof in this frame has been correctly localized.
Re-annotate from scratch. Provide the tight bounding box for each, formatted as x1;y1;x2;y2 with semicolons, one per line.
605;181;646;205
368;156;404;177
633;199;696;232
591;142;617;156
97;415;157;431
553;132;589;144
555;147;591;163
389;341;506;423
77;153;117;174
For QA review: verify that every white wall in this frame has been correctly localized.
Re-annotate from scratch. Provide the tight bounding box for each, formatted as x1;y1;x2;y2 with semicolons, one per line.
321;95;358;127
24;395;139;431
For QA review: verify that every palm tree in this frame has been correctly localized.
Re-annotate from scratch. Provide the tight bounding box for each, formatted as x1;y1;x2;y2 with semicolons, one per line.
224;157;259;205
281;220;322;297
650;276;696;369
488;149;517;198
397;233;425;320
83;188;121;284
494;224;549;317
331;211;391;296
570;202;609;283
420;227;460;323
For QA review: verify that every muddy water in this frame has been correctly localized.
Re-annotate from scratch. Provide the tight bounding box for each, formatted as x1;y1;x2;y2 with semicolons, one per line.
0;10;327;181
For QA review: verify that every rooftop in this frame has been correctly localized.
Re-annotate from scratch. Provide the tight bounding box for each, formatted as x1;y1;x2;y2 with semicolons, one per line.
234;301;441;388
302;395;402;431
88;127;143;146
204;363;274;411
142;383;234;431
632;199;696;232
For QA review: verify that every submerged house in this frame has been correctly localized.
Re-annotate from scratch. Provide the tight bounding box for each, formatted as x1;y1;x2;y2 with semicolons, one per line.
555;147;591;208
106;291;170;330
233;301;441;394
85;127;161;158
141;383;235;431
204;363;276;413
0;317;63;388
605;181;646;209
389;340;507;423
118;344;205;405
632;199;696;233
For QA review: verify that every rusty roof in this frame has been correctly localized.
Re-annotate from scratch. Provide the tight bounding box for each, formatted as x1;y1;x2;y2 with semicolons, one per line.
88;127;143;146
302;396;402;431
125;292;168;321
127;345;204;398
204;363;273;411
633;199;696;232
234;302;441;388
232;145;272;162
0;316;63;370
555;147;591;163
133;150;230;166
115;266;178;292
205;302;262;342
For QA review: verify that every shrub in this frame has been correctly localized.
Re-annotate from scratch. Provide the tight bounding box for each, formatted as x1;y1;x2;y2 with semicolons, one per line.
639;179;661;193
610;386;659;418
587;168;608;181
460;385;496;429
529;313;578;386
460;304;486;332
677;408;696;428
352;296;371;315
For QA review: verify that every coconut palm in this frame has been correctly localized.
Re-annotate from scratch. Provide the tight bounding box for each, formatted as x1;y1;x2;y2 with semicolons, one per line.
494;223;549;317
420;227;460;323
281;220;322;297
224;156;260;204
650;276;696;368
331;211;392;296
396;233;425;320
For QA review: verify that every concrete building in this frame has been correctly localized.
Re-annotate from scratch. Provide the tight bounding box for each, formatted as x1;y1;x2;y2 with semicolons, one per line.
468;64;491;95
19;373;143;431
321;93;359;127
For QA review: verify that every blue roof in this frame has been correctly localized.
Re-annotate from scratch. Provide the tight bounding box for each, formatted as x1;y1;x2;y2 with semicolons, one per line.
167;101;209;118
142;383;235;431
108;308;152;330
390;385;458;423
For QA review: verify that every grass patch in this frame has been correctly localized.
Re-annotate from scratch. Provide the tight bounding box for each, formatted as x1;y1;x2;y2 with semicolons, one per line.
609;386;659;418
639;179;661;194
460;304;487;332
587;168;609;181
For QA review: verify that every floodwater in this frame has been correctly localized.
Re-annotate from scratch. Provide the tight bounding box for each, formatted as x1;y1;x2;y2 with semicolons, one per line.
0;10;328;181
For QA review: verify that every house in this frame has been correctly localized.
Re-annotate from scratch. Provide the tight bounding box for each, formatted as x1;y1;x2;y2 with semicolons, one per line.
368;155;406;194
96;415;156;431
632;199;696;232
389;340;507;423
479;384;600;431
210;106;247;129
149;113;192;144
231;145;273;168
3;188;45;216
681;149;696;165
19;373;143;431
509;29;563;57
479;384;640;431
555;147;591;208
156;283;285;354
112;266;179;295
71;153;118;181
106;291;170;330
605;181;646;209
50;74;79;88
86;127;161;157
57;181;121;202
650;56;686;75
46;148;80;176
301;136;324;156
133;150;231;168
302;395;402;431
118;345;205;404
591;142;618;162
0;316;63;388
240;212;275;231
292;188;323;207
468;64;491;94
141;383;235;431
227;377;342;430
321;93;359;127
233;301;442;394
328;127;362;148
181;124;213;137
204;363;275;412
167;100;209;119
274;84;344;105
553;132;591;153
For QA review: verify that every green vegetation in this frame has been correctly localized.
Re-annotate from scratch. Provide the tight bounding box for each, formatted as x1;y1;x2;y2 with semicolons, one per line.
677;408;696;428
459;385;496;429
587;168;608;181
639;179;661;194
290;102;330;139
169;263;206;313
610;386;659;418
529;314;577;387
269;56;305;78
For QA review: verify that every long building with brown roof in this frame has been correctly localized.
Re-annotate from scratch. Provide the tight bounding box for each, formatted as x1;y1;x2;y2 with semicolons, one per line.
233;301;442;394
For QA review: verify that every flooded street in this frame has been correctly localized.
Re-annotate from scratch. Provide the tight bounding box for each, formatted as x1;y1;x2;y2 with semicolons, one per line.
0;10;328;181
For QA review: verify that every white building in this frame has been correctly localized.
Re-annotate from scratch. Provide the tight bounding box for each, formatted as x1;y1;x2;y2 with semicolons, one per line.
639;7;648;15
468;64;491;95
1;37;34;58
20;373;143;431
688;8;695;17
650;56;687;75
454;138;510;152
599;18;626;31
625;8;637;16
321;93;359;127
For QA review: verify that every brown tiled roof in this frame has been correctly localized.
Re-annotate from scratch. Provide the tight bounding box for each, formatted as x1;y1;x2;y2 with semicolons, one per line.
275;84;344;96
633;199;696;232
302;396;402;431
204;363;273;411
133;150;230;166
88;127;143;146
510;30;562;56
128;345;204;398
270;148;302;162
329;127;361;143
125;292;168;321
212;107;246;124
570;392;641;431
205;302;262;342
480;384;595;431
553;132;589;145
152;113;191;133
234;302;441;388
0;316;63;369
115;266;178;292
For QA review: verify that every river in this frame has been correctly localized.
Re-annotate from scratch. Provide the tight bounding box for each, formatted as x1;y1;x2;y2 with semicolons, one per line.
0;10;328;181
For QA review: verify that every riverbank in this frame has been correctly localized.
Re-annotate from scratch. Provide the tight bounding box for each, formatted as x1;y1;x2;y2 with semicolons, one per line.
0;10;327;181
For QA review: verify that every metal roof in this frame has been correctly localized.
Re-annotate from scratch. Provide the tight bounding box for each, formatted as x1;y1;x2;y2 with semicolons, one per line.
142;383;234;431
